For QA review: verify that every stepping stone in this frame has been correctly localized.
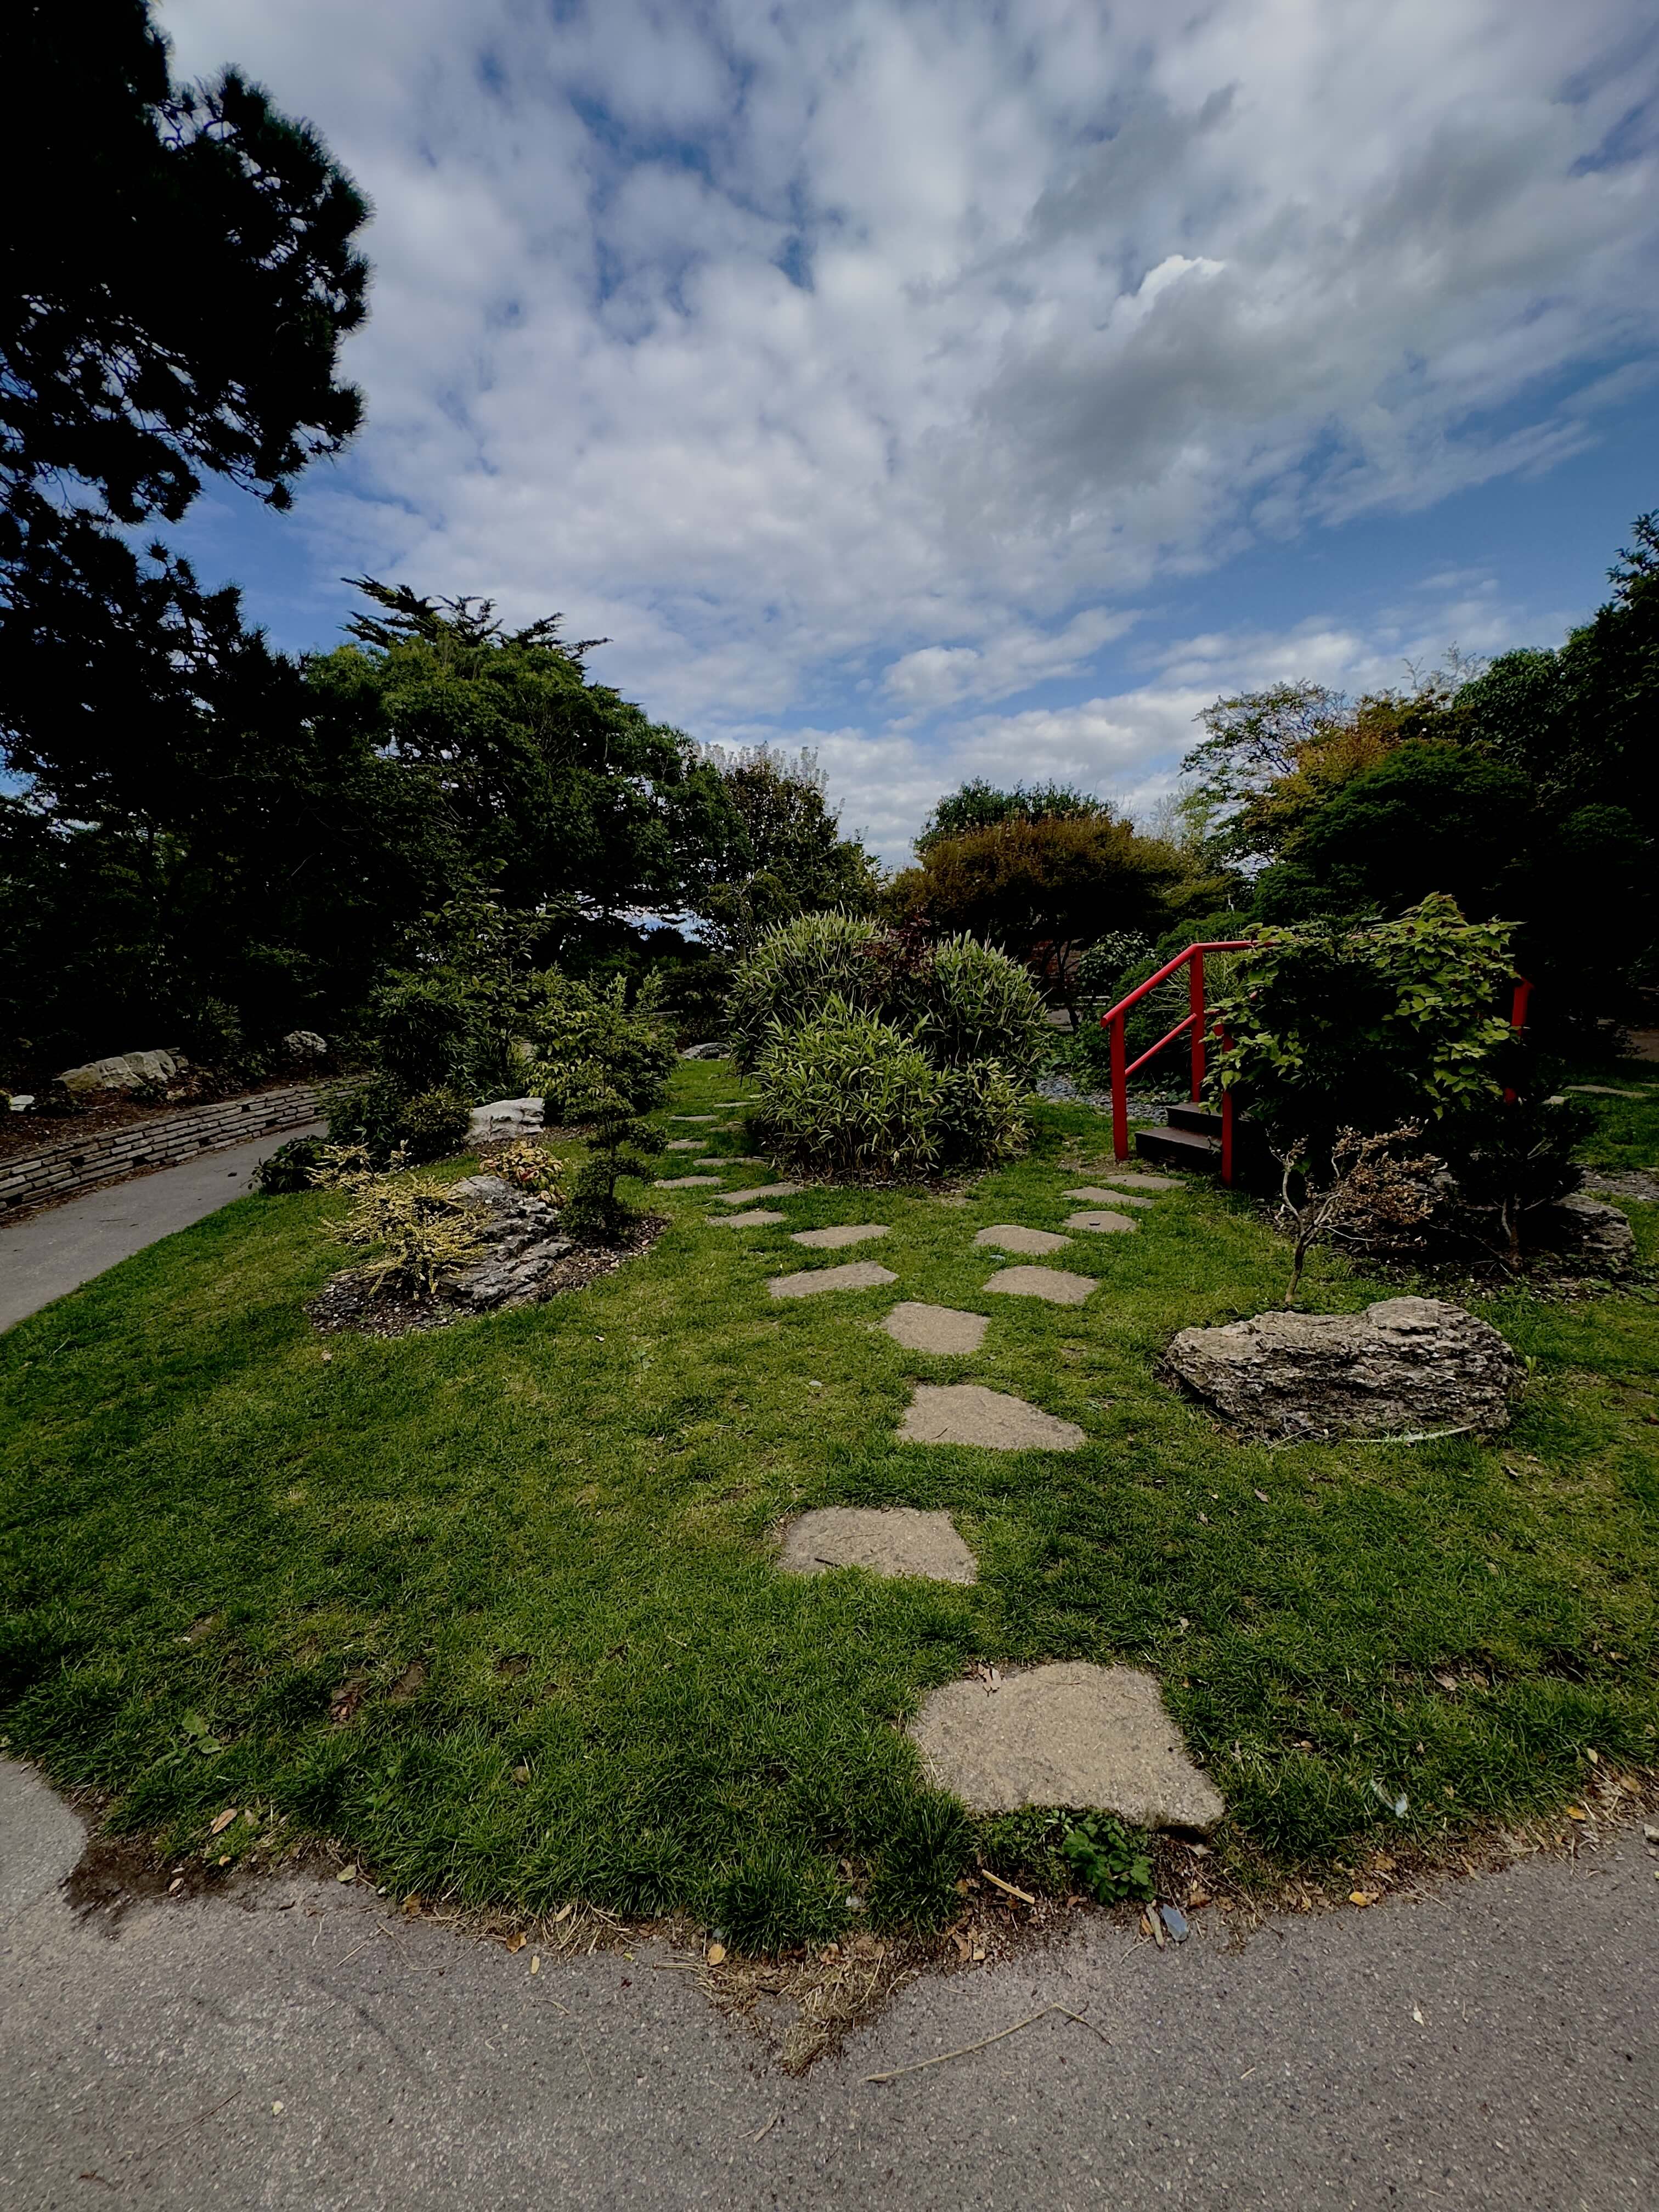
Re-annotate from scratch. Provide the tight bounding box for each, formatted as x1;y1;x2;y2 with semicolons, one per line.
670;1115;720;1123
654;1175;724;1188
882;1302;988;1355
909;1662;1224;1832
777;1506;977;1584
712;1209;787;1228
984;1266;1097;1306
664;1138;704;1152
769;1260;897;1299
1085;1169;1178;1191
1064;1210;1138;1234
973;1223;1071;1256
1564;1085;1646;1097
790;1223;889;1249
1065;1187;1155;1207
899;1383;1084;1451
721;1184;804;1205
693;1158;725;1168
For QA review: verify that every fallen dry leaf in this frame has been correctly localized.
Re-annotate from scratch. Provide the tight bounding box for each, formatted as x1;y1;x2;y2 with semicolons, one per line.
1348;1891;1378;1908
1566;1805;1588;1822
504;1932;526;1954
210;1808;239;1836
706;1942;726;1965
1254;1489;1269;1503
335;1866;357;1883
551;1902;573;1923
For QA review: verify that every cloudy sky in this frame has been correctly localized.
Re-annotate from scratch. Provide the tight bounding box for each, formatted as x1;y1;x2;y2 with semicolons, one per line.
162;0;1658;860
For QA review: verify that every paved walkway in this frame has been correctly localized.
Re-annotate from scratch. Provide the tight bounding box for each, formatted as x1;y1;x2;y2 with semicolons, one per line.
1;1760;1652;2211
0;1124;322;1333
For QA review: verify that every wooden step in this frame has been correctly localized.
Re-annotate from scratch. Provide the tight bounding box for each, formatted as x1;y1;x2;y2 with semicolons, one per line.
1136;1125;1222;1172
1165;1103;1223;1137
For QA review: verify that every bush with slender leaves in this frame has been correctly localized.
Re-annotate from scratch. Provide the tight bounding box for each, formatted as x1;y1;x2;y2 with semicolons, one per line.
755;1006;943;1179
726;911;883;1067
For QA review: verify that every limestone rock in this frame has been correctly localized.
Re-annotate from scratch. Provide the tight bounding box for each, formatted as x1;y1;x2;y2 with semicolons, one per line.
769;1260;896;1299
899;1383;1084;1450
58;1047;186;1097
1537;1194;1637;1273
790;1223;889;1249
777;1507;977;1584
467;1096;545;1143
974;1223;1071;1255
910;1663;1224;1831
1164;1294;1521;1441
281;1029;328;1062
881;1302;987;1355
983;1266;1097;1307
445;1175;572;1310
678;1042;730;1060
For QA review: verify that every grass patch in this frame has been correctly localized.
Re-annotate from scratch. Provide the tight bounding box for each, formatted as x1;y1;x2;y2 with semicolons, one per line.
2;1058;1656;1945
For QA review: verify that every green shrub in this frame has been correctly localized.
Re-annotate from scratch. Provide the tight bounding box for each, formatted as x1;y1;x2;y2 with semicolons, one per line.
396;1087;473;1164
335;1176;486;1302
726;911;883;1067
252;1136;326;1194
934;1059;1028;1166
1207;896;1517;1160
532;972;676;1118
754;1006;945;1179
559;1081;661;1244
728;912;1047;1081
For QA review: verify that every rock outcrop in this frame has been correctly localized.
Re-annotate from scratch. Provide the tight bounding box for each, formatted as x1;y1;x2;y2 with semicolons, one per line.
1164;1294;1521;1441
466;1096;545;1143
446;1173;571;1309
57;1047;187;1098
1536;1194;1637;1273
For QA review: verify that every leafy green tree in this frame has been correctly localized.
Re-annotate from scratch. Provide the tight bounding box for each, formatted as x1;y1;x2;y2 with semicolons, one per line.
306;582;741;926
916;777;1110;853
1;1;369;810
890;813;1184;1013
693;745;881;958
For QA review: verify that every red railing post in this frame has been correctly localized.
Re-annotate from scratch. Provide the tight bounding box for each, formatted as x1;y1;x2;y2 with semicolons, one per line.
1504;978;1533;1104
1110;1012;1128;1162
1189;949;1205;1102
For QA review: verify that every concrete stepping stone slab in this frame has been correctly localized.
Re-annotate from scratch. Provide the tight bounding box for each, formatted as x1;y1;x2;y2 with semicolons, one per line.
721;1183;804;1205
654;1175;724;1188
909;1662;1224;1832
777;1506;977;1584
899;1383;1084;1450
790;1223;889;1249
984;1266;1097;1306
882;1302;988;1355
1084;1169;1178;1191
973;1223;1072;1255
664;1138;704;1152
670;1115;720;1123
769;1260;898;1299
1564;1084;1646;1097
712;1209;787;1228
693;1158;725;1167
1065;1186;1155;1207
1064;1210;1138;1234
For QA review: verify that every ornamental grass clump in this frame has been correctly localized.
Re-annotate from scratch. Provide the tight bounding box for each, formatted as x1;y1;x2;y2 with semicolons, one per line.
335;1175;487;1302
755;1007;943;1180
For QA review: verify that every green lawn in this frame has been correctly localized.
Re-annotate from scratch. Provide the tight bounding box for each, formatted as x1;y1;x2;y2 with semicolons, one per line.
2;1057;1656;1946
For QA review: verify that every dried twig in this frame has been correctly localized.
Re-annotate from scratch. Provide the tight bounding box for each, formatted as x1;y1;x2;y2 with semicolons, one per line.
864;2002;1110;2084
978;1868;1036;1906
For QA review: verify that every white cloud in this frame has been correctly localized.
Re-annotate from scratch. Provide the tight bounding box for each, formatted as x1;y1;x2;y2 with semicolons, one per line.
158;0;1658;813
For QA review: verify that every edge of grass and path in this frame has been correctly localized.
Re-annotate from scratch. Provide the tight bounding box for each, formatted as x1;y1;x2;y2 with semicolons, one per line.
2;1057;1656;1980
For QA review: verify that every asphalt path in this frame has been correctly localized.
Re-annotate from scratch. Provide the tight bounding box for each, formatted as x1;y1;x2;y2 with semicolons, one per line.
2;1760;1652;2211
0;1125;322;1333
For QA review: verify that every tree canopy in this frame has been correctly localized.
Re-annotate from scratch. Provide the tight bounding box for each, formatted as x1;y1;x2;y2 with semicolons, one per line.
692;744;882;957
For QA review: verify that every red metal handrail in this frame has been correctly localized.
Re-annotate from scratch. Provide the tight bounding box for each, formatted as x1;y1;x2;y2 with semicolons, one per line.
1098;941;1251;1180
1099;945;1536;1182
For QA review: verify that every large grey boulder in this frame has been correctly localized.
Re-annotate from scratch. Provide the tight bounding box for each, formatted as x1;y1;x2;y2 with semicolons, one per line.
467;1096;545;1142
280;1029;328;1063
1165;1295;1521;1441
445;1173;571;1309
1537;1194;1637;1273
678;1041;729;1060
57;1047;187;1098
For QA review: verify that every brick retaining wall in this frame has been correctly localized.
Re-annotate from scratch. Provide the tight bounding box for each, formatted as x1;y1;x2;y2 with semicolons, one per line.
0;1084;325;1214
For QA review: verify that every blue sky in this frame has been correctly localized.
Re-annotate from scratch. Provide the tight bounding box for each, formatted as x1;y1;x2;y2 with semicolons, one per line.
161;0;1658;861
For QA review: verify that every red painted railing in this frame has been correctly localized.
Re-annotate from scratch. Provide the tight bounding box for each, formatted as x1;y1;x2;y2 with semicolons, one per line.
1098;941;1252;1180
1098;947;1537;1181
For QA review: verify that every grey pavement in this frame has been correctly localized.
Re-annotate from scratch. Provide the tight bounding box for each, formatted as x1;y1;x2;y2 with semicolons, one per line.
2;1758;1653;2211
0;1126;322;1333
